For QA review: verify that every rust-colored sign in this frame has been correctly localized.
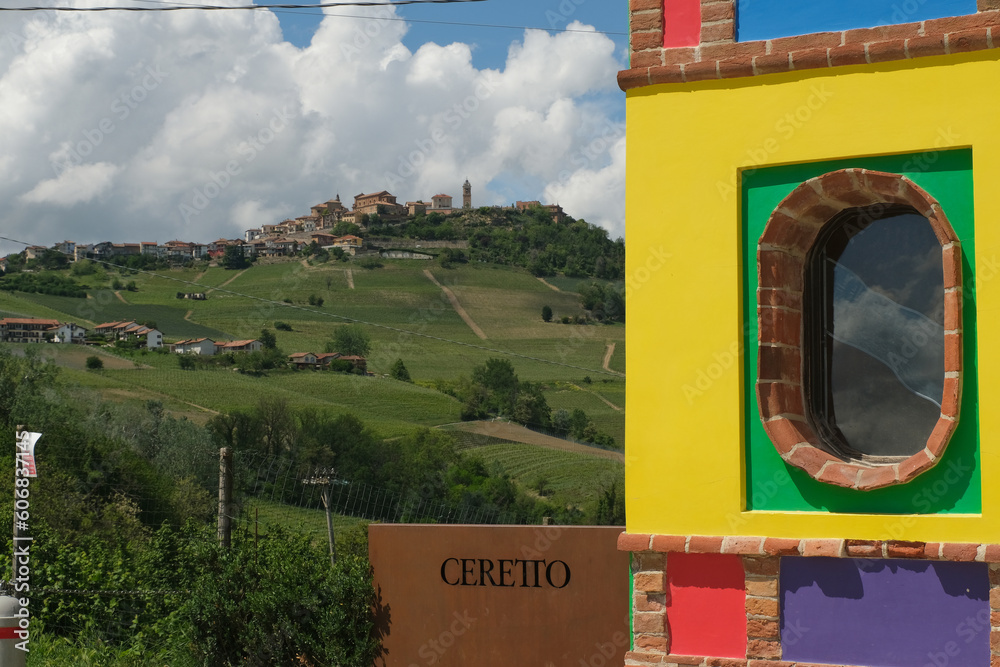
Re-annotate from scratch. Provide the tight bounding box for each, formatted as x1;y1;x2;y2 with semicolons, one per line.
369;524;629;667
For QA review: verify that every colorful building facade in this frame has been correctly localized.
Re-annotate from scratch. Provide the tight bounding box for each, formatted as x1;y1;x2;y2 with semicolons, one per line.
620;1;1000;665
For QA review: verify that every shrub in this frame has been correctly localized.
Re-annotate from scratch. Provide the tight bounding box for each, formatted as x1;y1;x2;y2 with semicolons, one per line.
177;355;196;371
390;358;411;382
541;305;553;322
274;321;293;331
85;356;104;370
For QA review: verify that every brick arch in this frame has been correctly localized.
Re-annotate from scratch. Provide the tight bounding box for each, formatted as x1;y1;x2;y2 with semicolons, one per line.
756;169;963;490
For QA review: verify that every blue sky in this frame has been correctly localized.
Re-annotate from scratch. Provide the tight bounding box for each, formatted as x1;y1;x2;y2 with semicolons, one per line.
274;0;628;70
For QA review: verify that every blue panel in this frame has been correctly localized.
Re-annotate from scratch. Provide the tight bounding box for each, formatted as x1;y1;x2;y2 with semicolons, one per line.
736;0;978;42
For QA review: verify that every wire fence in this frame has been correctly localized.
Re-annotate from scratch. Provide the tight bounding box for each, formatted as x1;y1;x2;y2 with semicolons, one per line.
7;444;537;663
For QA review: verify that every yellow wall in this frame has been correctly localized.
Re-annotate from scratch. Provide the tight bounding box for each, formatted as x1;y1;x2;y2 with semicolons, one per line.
625;50;1000;542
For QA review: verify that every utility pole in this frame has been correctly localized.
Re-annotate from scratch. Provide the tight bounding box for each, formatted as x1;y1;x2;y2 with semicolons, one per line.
217;448;232;548
302;468;338;567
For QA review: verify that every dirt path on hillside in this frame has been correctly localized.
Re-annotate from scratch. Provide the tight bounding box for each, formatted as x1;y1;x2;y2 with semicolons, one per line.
537;277;561;292
208;268;248;294
602;342;623;376
443;421;624;462
345;269;355;289
184;309;194;322
423;269;487;340
192;270;207;282
113;290;129;304
569;383;622;412
301;259;310;268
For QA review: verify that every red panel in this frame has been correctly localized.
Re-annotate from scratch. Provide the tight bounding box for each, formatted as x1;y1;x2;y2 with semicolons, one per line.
662;0;702;48
667;553;747;659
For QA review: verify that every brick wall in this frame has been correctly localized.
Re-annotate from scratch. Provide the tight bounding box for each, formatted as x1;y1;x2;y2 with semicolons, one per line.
621;0;1000;90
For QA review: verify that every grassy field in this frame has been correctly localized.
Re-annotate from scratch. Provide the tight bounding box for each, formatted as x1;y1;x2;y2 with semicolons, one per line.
1;257;625;444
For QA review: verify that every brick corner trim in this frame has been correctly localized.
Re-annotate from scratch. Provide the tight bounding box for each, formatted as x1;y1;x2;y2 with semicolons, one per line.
617;532;1000;562
620;3;1000;90
757;168;962;491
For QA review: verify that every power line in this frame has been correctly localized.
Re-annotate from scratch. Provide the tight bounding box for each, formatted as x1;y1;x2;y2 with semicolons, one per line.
0;0;486;11
0;235;624;378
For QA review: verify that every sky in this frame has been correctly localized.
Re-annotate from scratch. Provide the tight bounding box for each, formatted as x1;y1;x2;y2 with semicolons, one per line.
0;0;628;258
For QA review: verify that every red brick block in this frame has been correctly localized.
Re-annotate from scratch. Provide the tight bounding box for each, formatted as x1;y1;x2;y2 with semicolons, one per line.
634;571;667;593
942;244;962;290
757;382;805;422
661;46;699;65
633;611;667;634
620;533;652;552
948;28;991;53
636;552;666;572
991;629;1000;652
925;12;1000;33
771;32;843;52
745;578;779;597
845;539;882;557
941;376;961;418
984;544;1000;562
689;535;724;553
683;59;721;81
705;658;750;667
747;618;780;639
816;462;862;488
907;35;948;59
896;448;935;484
652;534;688;553
635;634;669;652
924;542;943;559
756;344;802;384
855;465;899;491
784;444;839;478
980;0;1000;9
746;639;781;659
625;650;665;665
722;535;765;555
754;53;792;75
867;39;908;64
647;65;685;85
629;0;662;10
802;539;844;558
701;2;735;22
701;41;765;60
790;48;831;70
942;542;980;561
701;20;735;43
886;540;926;558
845;23;922;42
829;43;868;67
719;57;755;79
944;332;962;372
989;566;1000;585
666;654;704;665
746;597;779;617
618;68;651;91
763;538;801;556
631;49;665;69
743;556;779;576
631;11;664;33
632;31;665;52
758;288;802;311
990;587;1000;610
636;592;667;612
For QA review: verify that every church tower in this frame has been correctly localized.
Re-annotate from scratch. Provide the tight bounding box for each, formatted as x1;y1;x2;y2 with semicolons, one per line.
462;179;471;210
620;1;1000;666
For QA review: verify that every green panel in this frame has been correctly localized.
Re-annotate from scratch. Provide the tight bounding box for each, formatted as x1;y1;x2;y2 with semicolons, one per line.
742;149;980;514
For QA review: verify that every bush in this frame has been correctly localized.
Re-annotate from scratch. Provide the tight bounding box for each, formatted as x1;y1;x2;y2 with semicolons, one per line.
358;257;383;270
177;355;196;371
85;356;104;370
274;321;293;331
390;358;411;382
541;305;553;322
183;529;379;667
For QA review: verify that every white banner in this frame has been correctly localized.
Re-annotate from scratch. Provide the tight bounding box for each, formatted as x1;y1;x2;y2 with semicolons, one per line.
16;431;41;478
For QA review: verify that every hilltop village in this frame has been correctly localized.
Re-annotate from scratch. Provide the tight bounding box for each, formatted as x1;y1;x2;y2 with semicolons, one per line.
3;181;565;267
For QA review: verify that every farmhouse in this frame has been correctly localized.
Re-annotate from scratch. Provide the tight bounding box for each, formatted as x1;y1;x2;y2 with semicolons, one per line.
172;338;216;355
0;318;62;343
217;340;262;353
94;321;163;349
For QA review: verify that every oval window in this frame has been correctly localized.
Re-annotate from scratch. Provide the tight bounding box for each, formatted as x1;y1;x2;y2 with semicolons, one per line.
804;205;944;460
756;169;963;490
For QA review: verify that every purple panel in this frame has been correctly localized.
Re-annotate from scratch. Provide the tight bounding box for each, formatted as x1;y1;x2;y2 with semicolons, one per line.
781;557;989;667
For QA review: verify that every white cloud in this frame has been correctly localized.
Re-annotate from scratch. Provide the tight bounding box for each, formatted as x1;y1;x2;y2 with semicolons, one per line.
21;162;120;207
0;9;626;252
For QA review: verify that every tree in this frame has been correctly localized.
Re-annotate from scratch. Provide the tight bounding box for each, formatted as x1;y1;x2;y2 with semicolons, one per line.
389;358;411;382
327;324;371;357
222;244;251;270
85;355;104;370
541;305;553;322
259;328;277;350
178;354;196;370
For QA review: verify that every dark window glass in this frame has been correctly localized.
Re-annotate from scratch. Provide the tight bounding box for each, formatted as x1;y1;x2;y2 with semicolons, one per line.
805;205;944;459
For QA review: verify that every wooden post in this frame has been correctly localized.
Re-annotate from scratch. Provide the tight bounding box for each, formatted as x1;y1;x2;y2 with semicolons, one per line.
217;447;232;548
